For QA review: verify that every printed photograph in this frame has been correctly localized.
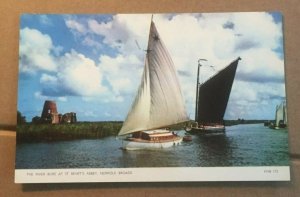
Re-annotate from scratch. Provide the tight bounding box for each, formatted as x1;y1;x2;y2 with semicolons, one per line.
15;12;289;182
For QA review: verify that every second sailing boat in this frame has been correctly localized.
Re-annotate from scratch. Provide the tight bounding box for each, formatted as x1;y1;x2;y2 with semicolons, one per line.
186;57;241;134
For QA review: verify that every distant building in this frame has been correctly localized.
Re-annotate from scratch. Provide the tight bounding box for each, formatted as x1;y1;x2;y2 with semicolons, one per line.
41;100;59;124
61;112;77;123
39;100;77;124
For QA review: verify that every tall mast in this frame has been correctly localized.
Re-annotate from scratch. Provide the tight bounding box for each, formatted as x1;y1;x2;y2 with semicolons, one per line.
195;59;207;122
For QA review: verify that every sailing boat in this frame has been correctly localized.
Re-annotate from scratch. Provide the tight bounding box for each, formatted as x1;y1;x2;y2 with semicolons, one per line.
118;19;189;150
270;100;287;129
186;57;241;134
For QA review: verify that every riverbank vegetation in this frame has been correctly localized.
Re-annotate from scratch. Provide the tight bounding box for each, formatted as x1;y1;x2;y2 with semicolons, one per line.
16;121;189;143
16;119;268;143
17;121;122;143
224;119;267;126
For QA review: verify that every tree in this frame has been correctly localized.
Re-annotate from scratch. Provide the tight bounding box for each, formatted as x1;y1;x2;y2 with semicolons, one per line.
32;116;41;124
17;111;26;125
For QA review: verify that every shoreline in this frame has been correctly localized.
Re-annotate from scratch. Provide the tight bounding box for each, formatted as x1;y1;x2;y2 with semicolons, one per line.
16;121;122;144
16;120;269;143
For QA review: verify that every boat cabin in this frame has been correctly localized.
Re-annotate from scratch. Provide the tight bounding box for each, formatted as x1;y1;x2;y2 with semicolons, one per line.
131;129;177;141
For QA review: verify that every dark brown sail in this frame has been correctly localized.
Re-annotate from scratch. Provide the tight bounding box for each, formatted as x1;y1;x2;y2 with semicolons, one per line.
196;57;241;124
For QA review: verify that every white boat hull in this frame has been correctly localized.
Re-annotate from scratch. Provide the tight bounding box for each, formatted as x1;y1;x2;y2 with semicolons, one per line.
122;137;182;150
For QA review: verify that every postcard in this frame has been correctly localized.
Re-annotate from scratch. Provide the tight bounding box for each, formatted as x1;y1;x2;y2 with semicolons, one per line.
15;12;290;183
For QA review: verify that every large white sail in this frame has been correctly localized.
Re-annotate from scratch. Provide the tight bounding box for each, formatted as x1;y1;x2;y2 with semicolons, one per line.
275;101;285;127
118;21;189;136
275;104;281;127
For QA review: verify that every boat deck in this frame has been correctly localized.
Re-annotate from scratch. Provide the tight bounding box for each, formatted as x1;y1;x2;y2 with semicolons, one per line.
126;136;182;143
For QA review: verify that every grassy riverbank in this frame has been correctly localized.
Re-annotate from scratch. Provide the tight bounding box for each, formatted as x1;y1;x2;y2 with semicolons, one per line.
16;121;188;143
17;121;122;143
224;119;267;126
16;120;267;143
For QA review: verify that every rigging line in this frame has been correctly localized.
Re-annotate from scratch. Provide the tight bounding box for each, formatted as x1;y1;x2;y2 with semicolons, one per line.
135;40;142;50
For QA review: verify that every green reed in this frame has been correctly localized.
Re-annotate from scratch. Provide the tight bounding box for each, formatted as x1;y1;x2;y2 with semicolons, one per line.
16;121;123;143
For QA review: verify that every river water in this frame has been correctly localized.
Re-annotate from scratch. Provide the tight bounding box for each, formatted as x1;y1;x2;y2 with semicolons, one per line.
15;124;289;169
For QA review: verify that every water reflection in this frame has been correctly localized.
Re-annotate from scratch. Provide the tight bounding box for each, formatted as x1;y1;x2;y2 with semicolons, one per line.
16;124;290;169
194;133;234;166
120;148;180;167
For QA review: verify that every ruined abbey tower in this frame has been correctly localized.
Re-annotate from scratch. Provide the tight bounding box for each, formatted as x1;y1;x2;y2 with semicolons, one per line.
38;100;77;124
41;100;59;124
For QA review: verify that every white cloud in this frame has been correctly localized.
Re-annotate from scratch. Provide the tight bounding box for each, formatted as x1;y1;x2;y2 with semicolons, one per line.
53;45;64;56
65;19;87;34
111;13;283;119
26;13;285;120
40;50;107;97
232;12;282;50
236;48;284;83
103;95;124;103
87;15;151;55
34;91;48;100
19;27;109;98
67;13;283;119
225;80;285;119
58;97;68;102
57;50;107;96
34;91;67;102
19;28;57;73
149;13;284;119
40;73;57;84
82;36;102;48
39;15;53;26
99;54;142;95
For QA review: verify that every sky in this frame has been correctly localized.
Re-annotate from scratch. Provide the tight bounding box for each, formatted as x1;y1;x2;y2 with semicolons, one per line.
18;12;286;122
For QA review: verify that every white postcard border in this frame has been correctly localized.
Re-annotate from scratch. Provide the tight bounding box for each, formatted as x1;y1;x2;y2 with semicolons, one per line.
15;166;290;183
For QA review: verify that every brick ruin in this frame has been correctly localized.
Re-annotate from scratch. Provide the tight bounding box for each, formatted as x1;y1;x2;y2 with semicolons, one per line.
34;100;77;124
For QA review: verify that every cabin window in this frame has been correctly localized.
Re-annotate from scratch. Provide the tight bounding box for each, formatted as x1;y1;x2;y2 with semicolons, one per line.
141;132;150;140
